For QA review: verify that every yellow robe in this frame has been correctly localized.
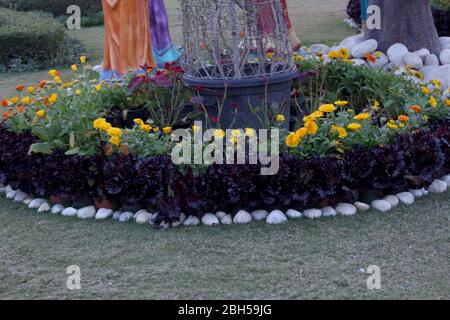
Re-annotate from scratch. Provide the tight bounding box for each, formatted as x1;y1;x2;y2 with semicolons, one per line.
102;0;155;76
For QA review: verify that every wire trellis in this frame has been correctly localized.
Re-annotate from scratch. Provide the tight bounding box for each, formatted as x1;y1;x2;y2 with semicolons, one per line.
181;0;295;80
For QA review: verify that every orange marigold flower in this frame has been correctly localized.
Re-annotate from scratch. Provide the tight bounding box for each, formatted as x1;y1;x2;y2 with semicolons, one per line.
398;115;409;122
37;80;49;89
1;99;8;107
17;105;24;113
15;84;25;92
2;111;12;119
409;105;423;113
364;53;377;63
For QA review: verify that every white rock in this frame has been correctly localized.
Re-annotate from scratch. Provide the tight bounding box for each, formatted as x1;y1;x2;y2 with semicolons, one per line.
37;202;51;213
396;192;415;205
135;212;152;224
134;209;149;219
183;215;200;226
28;198;46;209
51;204;65;215
172;213;186;227
338;33;365;52
119;211;134;222
304;208;322;219
439;49;450;65
61;207;78;217
414;48;431;61
371;200;392;213
403;52;423;69
354;202;370;212
387;43;409;64
309;44;330;54
420;65;450;89
266;210;288;224
233;210;252;224
148;213;158;226
95;208;113;220
4;185;13;194
428;179;448;194
202;213;220;226
14;191;27;203
335;203;357;216
77;206;97;219
112;211;122;220
383;195;399;208
440;37;450;50
6;190;17;199
409;189;424;198
441;175;450;186
220;214;233;225
321;206;337;217
215;211;227;219
424;54;440;66
368;52;389;69
286;209;303;219
351;58;367;66
351;39;378;58
22;197;33;205
251;210;269;221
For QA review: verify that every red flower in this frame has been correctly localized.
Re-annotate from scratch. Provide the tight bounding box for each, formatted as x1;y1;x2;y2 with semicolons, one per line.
1;100;8;107
209;115;219;124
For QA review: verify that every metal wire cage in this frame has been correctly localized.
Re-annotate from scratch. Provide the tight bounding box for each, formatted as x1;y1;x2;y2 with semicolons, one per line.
181;0;295;80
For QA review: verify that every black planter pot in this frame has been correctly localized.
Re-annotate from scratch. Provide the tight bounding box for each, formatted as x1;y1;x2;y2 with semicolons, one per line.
123;106;149;129
432;7;450;37
183;66;298;130
106;108;124;128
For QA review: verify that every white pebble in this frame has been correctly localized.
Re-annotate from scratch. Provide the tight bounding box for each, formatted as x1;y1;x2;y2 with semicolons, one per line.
395;192;415;205
6;190;17;199
37;202;51;213
321;207;337;217
383;195;400;208
14;191;27;203
215;211;227;219
28;198;46;209
304;209;322;219
172;213;186;227
220;214;233;225
119;212;134;222
201;213;220;226
233;210;252;224
371;200;392;213
95;208;114;220
266;210;288;224
286;209;303;219
428;179;448;194
51;204;65;215
251;210;269;221
440;175;450;186
135;211;152;224
354;202;370;212
77;206;97;219
61;207;78;217
112;211;122;220
183;215;200;226
22;197;33;205
335;203;357;216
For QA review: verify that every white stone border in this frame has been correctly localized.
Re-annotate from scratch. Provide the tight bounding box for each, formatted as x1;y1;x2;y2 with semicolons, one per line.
1;175;449;229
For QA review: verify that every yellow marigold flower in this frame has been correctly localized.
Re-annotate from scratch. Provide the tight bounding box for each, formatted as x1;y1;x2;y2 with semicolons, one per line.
334;100;348;107
423;115;430;121
431;79;441;87
49;93;58;104
36;110;46;118
231;129;241;138
229;136;239;145
266;52;274;60
387;122;398;130
319;104;336;113
328;50;340;60
399;123;405;128
339;48;350;59
109;136;120;145
163;127;172;134
75;89;82;96
331;125;348;139
99;122;112;132
53;76;61;84
107;127;122;137
63;82;74;88
276;114;286;123
245;128;256;138
140;124;152;132
134;118;144;126
71;64;78;72
192;125;201;133
295;127;308;139
294;55;304;63
80;56;87;64
214;129;225;139
10;96;19;104
93;118;106;129
445;99;450;107
373;100;380;111
286;132;301;148
95;85;102;92
398;115;409;122
354;113;370;120
48;69;58;77
429;96;437;107
347;123;361;131
304;120;318;135
27;87;35;94
421;86;430;94
21;96;31;105
347;109;355;113
153;127;159;133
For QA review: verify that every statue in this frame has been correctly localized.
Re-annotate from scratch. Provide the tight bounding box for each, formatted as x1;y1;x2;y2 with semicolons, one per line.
100;0;155;79
364;0;441;54
149;0;181;65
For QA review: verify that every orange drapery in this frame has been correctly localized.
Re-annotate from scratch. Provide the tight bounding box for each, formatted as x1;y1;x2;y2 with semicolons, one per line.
102;0;155;76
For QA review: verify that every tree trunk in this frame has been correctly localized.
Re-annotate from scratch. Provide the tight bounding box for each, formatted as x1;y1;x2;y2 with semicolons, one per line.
365;0;441;54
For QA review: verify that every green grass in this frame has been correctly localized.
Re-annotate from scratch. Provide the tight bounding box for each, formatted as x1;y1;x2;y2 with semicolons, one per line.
0;194;449;300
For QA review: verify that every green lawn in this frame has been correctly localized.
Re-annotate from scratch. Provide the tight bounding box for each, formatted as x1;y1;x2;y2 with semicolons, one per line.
0;194;449;300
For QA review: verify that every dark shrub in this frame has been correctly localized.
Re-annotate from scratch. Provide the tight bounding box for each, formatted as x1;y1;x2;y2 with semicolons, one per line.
0;0;102;17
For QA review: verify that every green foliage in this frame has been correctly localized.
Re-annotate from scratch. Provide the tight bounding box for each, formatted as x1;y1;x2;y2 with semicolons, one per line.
0;8;85;72
0;0;103;17
431;0;450;10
